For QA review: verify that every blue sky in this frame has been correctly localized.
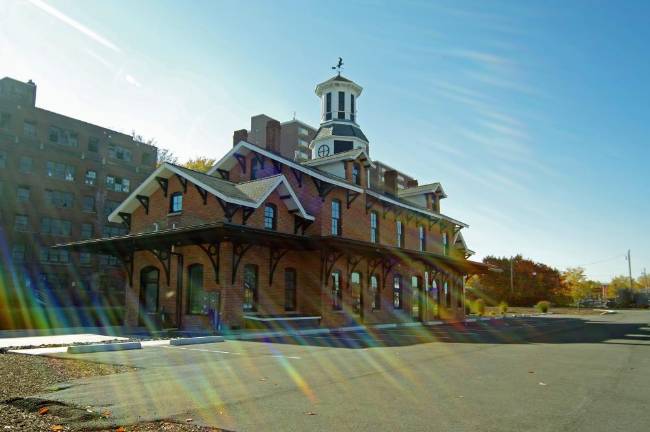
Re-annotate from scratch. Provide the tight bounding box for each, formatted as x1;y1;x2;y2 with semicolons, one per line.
2;0;648;281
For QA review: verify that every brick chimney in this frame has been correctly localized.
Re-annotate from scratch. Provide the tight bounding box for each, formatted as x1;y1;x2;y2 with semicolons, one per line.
266;119;281;154
384;170;398;196
406;179;419;188
233;129;248;146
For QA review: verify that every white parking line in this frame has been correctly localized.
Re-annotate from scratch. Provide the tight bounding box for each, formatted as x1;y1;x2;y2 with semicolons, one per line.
162;345;242;355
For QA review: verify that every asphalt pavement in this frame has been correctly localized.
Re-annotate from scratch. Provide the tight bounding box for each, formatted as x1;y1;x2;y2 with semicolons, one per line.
36;311;650;431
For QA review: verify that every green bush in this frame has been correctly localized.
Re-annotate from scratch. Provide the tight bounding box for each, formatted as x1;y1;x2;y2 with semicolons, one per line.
498;301;508;315
536;300;550;313
475;299;486;316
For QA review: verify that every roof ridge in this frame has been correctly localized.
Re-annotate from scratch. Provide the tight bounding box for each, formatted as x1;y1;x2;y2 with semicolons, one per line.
234;174;284;185
169;163;237;185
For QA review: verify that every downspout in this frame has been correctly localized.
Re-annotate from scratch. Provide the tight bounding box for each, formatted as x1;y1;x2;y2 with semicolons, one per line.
171;247;184;330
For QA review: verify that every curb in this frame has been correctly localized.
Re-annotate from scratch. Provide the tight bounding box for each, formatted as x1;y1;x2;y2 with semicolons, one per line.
67;341;141;354
170;336;225;346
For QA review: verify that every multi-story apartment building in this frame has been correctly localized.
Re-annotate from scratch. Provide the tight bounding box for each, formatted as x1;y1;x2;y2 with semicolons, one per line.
59;73;485;332
241;114;316;162
0;77;157;329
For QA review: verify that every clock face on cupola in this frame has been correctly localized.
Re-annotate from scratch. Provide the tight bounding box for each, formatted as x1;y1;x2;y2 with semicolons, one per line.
310;61;370;160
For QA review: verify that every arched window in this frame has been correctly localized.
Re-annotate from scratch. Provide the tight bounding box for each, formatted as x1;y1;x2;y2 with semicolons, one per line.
351;271;362;314
396;220;404;248
331;271;342;310
352;163;361;185
243;264;258;312
331;199;341;236
264;204;277;230
370;211;379;243
170;192;183;213
370;275;380;310
393;274;403;309
284;268;297;311
418;226;426;252
140;267;159;313
187;264;206;315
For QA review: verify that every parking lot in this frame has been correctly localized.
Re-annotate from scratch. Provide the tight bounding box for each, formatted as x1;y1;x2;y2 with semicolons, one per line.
34;312;650;431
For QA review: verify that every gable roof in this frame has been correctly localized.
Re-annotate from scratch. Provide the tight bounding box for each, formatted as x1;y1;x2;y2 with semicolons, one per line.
107;163;314;224
398;182;448;199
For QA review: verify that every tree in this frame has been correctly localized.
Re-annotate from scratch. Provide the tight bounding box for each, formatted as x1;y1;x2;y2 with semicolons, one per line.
638;273;650;291
562;267;591;304
607;275;638;298
154;148;177;166
183;157;216;173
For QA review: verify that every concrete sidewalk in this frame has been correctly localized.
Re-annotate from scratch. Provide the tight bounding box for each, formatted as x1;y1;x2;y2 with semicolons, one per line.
0;333;128;349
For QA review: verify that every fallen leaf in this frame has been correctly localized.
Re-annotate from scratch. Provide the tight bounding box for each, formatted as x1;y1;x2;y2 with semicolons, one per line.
457;395;464;399
539;382;547;386
185;418;193;423
304;411;317;416
101;411;112;418
259;378;267;381
38;407;49;415
528;371;535;374
116;427;125;432
51;426;64;432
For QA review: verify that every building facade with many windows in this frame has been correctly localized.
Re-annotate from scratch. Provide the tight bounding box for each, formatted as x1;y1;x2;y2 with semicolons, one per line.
0;77;157;329
59;74;485;331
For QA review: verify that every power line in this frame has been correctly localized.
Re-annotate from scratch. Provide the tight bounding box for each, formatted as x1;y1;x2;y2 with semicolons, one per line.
575;253;626;268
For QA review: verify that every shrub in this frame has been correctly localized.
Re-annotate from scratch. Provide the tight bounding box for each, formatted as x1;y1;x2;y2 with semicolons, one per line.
498;301;508;315
536;300;550;313
475;299;486;316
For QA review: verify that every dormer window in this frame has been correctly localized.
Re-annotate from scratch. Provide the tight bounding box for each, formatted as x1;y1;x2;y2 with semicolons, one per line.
396;220;404;248
264;204;276;230
170;192;183;213
352;163;361;185
418;225;426;252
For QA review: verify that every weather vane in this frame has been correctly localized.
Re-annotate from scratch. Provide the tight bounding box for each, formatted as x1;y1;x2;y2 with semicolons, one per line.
331;57;344;75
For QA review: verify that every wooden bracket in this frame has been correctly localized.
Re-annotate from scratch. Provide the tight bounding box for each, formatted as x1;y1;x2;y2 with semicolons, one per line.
155;177;168;197
312;177;335;201
323;250;344;287
194;184;208;205
242;207;255;225
176;174;187;193
216;197;239;222
216;169;230;180
232;242;253;283
290;167;303;187
118;212;131;230
294;215;313;235
198;243;220;284
269;248;288;285
149;247;171;286
136;195;149;215
272;160;282;174
346;190;360;209
234;153;247;173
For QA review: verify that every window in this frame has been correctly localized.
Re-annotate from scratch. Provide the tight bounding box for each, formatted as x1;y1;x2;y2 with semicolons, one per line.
23;120;36;138
46;161;75;181
12;244;25;263
19;156;32;173
298;127;309;136
431;194;438;212
104;200;120;217
14;214;28;232
331;199;341;236
48;126;78;147
442;232;448;256
41;217;72;236
325;92;332;120
370;275;380;310
81;223;93;239
418;226;426;252
80;253;92;265
103;224;128;237
243;264;258;312
170;192;183;213
396;220;404;248
0;112;10;129
264;204;276;230
331;271;342;310
140;267;159;313
106;175;130;192
0;151;6;168
16;186;30;202
84;170;97;185
393;274;403;309
351;272;362;315
45;189;74;209
40;248;70;264
370;211;379;243
352;163;361;185
100;254;119;266
88;137;99;152
187;264;207;315
284;268;297;311
250;158;259;180
338;91;345;119
444;281;450;307
333;140;353;153
350;94;356;122
82;195;95;212
108;144;132;162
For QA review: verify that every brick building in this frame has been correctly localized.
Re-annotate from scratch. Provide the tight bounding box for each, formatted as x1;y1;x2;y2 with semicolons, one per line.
241;114;316;162
0;77;157;329
59;74;486;331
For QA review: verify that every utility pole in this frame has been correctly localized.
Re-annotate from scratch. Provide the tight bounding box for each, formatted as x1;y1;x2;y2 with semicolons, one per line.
627;250;633;290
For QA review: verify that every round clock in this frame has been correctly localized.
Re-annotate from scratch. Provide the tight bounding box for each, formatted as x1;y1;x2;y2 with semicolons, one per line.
317;145;330;157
